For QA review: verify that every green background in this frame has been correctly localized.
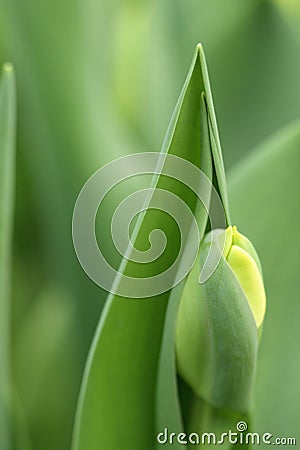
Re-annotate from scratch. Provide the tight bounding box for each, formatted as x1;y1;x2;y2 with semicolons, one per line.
0;0;299;448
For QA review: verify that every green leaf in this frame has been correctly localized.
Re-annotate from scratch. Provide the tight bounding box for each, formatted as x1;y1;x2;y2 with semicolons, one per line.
0;63;16;450
72;45;229;450
228;120;300;438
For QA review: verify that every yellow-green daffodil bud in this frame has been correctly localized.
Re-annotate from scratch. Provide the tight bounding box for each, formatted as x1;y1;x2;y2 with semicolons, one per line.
175;226;266;413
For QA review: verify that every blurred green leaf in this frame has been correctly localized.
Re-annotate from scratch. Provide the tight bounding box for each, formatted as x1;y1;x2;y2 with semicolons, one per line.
0;63;16;450
13;286;79;450
228;121;300;441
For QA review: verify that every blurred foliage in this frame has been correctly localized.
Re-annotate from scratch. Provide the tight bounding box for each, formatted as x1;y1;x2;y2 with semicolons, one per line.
229;121;300;441
0;0;300;449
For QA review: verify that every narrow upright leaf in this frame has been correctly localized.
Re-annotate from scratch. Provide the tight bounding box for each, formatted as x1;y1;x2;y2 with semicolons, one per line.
0;63;16;450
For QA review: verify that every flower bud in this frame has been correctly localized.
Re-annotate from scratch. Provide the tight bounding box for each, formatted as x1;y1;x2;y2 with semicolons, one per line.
175;226;266;413
221;225;266;328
